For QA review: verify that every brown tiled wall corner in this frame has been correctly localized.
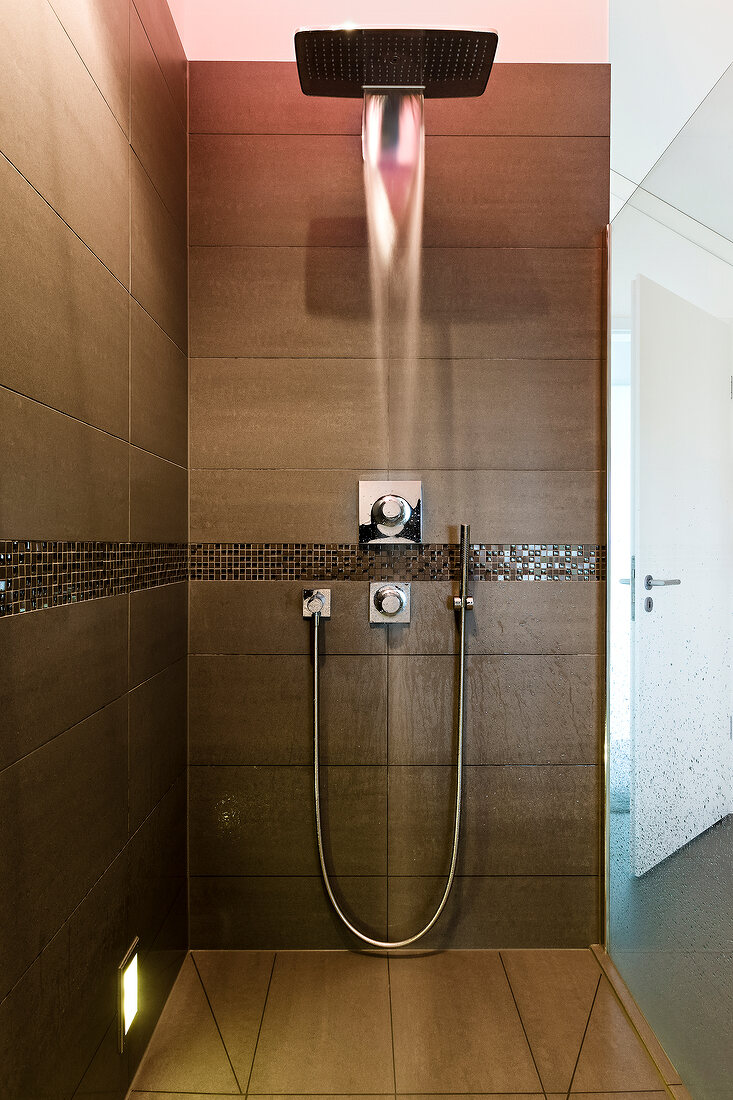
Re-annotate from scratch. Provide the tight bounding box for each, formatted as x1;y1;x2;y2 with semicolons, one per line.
0;2;188;1096
187;60;610;949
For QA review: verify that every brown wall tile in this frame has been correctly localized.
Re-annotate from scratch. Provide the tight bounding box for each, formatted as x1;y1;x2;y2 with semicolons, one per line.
190;358;387;470
388;875;600;948
189;245;373;357
130;446;187;542
189;875;388;948
48;0;131;135
131;5;187;229
130;300;188;466
132;0;187;124
129;581;188;687
189;654;387;765
389;468;605;544
388;359;603;471
388;654;603;765
189;580;386;656
0;0;129;282
190;134;365;246
423;137;608;246
0;596;128;771
0;698;128;999
387;581;604;657
397;247;604;360
427;63;611;136
189;764;387;875
0;154;129;438
388;764;599;876
190;468;387;543
0;390;129;541
129;658;187;831
189;61;361;135
131;151;188;351
188;62;610;138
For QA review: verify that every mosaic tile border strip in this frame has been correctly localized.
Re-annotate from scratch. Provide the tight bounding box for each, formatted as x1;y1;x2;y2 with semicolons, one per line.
189;543;606;583
1;540;605;617
0;541;188;617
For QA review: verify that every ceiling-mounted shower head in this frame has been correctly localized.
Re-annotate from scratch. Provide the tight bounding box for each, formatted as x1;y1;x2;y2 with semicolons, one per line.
294;27;498;99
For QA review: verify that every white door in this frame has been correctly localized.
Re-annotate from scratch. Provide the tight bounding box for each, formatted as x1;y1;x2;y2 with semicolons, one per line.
630;274;733;876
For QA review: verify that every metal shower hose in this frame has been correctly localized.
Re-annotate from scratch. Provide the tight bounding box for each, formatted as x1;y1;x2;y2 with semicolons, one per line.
311;524;472;948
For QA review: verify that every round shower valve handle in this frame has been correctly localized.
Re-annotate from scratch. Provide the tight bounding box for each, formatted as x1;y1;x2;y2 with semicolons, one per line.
373;494;411;528
374;585;406;616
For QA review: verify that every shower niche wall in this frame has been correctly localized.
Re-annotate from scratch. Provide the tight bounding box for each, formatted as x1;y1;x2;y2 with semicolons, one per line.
187;56;609;948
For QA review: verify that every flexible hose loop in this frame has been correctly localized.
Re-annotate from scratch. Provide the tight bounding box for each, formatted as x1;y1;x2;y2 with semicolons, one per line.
312;526;471;949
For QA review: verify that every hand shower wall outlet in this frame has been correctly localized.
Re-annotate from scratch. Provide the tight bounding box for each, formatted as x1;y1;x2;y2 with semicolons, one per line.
359;480;422;544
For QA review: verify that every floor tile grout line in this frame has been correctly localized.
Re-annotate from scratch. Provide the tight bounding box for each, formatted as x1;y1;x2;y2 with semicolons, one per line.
386;956;398;1094
190;950;244;1094
559;976;598;1095
243;950;278;1097
498;951;548;1098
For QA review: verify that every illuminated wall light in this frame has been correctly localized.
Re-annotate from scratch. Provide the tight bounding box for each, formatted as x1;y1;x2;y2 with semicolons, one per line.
117;937;139;1053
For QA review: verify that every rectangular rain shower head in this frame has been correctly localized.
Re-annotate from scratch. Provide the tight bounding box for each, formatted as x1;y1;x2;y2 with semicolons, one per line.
294;27;498;99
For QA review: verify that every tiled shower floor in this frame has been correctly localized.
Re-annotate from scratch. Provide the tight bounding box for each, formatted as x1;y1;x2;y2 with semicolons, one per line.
127;949;683;1099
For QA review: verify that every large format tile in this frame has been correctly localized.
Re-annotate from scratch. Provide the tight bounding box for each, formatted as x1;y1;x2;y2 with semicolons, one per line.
131;151;188;352
189;654;387;764
0;0;129;281
48;0;130;134
426;63;610;137
189;60;362;134
388;654;602;764
129;658;187;832
388;876;599;948
423;136;608;247
132;0;187;123
193;950;274;1085
190;581;386;656
388;359;602;471
572;978;667;1092
397;248;603;360
388;765;599;876
189;765;387;876
190;468;387;542
190;358;387;470
501;949;602;1094
130;300;188;466
0;389;129;540
129;581;188;687
0;698;127;999
190;134;365;245
0;150;129;438
131;5;187;229
190;246;372;358
390;468;604;544
190;876;387;948
131;955;240;1095
130;447;188;542
0;595;128;770
387;581;605;656
389;951;540;1092
249;952;394;1093
189;134;606;248
188;62;610;137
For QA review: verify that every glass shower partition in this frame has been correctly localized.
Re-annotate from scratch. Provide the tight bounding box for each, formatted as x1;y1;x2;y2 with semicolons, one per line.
607;64;733;1100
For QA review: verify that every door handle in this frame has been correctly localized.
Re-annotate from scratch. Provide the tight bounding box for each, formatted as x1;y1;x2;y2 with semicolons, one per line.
644;575;681;590
619;578;630;584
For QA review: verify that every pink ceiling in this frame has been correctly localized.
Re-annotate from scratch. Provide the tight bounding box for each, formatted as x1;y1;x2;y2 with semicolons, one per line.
166;0;608;62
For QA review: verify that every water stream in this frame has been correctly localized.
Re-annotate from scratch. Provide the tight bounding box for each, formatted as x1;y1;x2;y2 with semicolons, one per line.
362;91;425;371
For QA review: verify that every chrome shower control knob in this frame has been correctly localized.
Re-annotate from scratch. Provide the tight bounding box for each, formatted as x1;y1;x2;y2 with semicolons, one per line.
374;584;406;616
372;494;411;528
